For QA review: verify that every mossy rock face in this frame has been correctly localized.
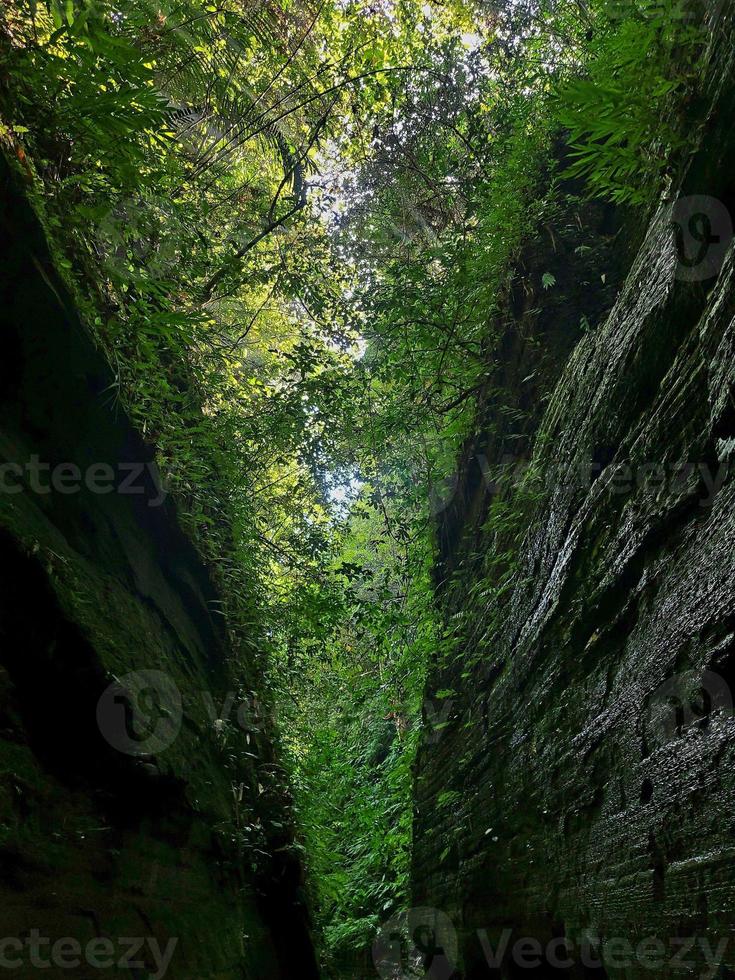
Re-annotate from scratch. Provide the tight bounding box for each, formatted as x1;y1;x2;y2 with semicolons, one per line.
414;7;735;979
0;159;319;979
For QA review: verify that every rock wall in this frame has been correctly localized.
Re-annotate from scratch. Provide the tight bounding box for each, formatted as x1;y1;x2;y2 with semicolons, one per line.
0;159;319;978
413;5;735;978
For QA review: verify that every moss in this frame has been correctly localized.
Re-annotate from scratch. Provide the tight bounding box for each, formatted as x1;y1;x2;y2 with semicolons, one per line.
0;156;318;978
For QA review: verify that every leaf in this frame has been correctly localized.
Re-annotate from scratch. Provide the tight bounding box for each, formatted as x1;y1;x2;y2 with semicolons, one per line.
50;0;63;29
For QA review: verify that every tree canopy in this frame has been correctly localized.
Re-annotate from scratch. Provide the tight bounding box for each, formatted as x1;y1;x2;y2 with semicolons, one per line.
0;0;704;967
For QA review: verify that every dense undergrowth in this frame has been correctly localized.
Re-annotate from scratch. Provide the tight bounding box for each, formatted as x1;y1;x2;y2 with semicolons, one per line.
0;0;705;970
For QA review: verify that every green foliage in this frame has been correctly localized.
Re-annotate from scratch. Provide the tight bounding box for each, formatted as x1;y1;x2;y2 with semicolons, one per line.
0;0;709;970
554;0;705;205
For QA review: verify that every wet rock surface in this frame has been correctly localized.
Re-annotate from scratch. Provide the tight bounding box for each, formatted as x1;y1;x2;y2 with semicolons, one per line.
0;159;319;979
414;7;735;978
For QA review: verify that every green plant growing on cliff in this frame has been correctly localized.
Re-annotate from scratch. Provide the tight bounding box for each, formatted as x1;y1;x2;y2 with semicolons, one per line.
554;0;706;205
0;0;715;970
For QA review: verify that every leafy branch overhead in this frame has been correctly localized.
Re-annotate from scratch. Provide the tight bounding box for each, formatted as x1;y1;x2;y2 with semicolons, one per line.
0;0;705;967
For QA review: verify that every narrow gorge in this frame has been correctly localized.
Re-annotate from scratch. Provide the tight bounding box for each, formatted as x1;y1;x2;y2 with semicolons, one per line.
1;0;734;976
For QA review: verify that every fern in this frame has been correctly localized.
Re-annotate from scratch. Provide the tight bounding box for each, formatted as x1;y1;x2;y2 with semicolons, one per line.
555;0;705;205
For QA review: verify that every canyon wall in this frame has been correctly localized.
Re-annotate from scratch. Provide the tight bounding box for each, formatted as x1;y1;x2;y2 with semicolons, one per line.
413;5;735;977
0;159;319;979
